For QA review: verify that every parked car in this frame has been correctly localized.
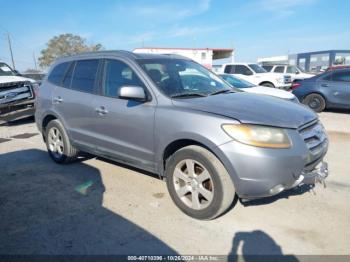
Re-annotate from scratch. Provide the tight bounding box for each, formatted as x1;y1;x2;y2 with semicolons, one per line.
0;61;38;123
292;68;350;112
262;64;314;82
218;73;299;103
219;63;292;89
325;65;350;72
36;51;328;220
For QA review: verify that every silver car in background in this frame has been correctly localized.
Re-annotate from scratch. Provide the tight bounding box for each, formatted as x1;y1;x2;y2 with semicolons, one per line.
35;51;329;220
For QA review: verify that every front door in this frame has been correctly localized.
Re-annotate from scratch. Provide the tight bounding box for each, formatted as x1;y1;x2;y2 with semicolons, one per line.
91;58;156;171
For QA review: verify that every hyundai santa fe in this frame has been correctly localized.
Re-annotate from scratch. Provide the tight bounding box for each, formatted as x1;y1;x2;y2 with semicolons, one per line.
35;51;329;220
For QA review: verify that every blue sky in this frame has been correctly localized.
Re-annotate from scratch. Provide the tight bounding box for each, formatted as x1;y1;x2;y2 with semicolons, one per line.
1;0;349;71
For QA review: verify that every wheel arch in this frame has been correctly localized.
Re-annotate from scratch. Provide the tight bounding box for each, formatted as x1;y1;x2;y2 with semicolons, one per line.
302;91;328;106
159;136;238;188
259;81;275;87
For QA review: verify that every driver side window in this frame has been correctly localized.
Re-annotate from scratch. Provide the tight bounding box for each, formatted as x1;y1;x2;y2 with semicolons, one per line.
103;59;144;98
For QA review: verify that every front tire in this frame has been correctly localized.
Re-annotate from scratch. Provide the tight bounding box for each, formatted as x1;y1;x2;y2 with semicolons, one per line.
302;93;326;112
45;119;79;163
165;145;236;220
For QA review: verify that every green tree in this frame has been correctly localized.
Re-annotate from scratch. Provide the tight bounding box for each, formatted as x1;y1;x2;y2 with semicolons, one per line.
38;33;103;68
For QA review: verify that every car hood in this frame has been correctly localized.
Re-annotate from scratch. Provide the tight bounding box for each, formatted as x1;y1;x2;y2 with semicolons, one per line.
242;86;295;99
172;92;317;129
0;75;36;84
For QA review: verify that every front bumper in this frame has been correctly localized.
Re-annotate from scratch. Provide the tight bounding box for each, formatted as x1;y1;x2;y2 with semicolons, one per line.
0;99;35;122
218;128;328;199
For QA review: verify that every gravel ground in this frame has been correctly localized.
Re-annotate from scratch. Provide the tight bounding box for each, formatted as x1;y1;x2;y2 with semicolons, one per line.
0;112;349;256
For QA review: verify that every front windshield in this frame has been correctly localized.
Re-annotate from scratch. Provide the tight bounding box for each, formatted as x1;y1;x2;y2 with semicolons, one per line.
0;63;16;76
248;64;267;74
220;74;255;88
138;59;237;98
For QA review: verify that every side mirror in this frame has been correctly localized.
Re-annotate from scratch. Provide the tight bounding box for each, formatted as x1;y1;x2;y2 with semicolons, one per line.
295;71;300;74
119;86;147;101
245;70;253;76
13;70;22;76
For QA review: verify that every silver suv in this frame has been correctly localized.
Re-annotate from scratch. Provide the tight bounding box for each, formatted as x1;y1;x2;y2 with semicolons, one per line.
35;51;329;220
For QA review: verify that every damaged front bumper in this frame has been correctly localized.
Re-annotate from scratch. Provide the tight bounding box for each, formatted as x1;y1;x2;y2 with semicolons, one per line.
301;161;329;186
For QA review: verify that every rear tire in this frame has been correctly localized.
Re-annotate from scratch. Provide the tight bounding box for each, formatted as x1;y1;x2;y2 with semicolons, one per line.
302;93;326;112
165;145;236;220
45;119;79;164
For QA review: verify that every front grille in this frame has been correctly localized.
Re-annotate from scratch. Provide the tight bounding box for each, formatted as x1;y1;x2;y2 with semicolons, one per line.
0;82;33;105
298;119;328;154
284;75;292;84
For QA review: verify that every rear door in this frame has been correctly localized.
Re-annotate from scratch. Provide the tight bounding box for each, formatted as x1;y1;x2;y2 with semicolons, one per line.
53;59;101;148
90;58;156;171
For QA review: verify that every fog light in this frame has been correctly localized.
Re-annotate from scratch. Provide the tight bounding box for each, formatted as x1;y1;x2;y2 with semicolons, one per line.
269;184;285;195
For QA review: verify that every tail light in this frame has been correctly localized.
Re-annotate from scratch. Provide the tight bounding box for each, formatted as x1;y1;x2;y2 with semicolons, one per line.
291;82;301;90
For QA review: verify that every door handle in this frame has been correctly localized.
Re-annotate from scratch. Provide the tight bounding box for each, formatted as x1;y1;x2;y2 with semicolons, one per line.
321;83;329;87
53;96;63;104
95;106;108;115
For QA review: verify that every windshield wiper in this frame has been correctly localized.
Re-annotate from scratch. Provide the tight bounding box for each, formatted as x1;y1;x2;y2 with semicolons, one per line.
209;89;234;96
171;93;208;99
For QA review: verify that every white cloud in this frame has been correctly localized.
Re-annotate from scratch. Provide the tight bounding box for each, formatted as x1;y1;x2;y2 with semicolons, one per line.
251;0;317;18
133;0;211;20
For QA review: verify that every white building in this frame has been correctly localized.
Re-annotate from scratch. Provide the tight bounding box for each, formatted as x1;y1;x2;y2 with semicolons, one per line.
133;47;234;70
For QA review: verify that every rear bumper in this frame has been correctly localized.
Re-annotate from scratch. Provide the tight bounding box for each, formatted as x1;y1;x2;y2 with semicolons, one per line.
276;83;292;90
218;129;328;199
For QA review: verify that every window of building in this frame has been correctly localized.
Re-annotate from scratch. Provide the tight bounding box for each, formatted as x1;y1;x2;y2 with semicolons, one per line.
321;56;329;61
310;56;318;62
71;59;99;93
103;59;144;98
48;62;70;86
201;52;206;61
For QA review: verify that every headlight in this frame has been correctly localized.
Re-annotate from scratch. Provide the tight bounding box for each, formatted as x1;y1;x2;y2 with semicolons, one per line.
222;124;292;148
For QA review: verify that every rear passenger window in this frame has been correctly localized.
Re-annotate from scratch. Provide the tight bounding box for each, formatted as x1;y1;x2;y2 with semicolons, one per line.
103;59;144;98
274;66;285;73
62;63;75;88
71;60;99;93
48;62;70;85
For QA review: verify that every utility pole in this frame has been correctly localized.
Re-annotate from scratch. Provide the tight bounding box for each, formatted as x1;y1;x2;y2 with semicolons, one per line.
7;32;15;70
33;51;38;70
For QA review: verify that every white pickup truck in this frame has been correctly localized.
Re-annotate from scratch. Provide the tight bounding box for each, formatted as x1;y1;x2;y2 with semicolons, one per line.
261;64;315;82
0;61;37;122
219;63;292;89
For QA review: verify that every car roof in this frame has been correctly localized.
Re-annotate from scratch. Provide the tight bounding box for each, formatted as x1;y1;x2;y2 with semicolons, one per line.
54;50;191;63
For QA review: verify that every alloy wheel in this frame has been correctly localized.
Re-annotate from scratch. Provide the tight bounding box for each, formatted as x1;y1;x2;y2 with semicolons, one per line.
173;159;214;210
48;127;64;159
